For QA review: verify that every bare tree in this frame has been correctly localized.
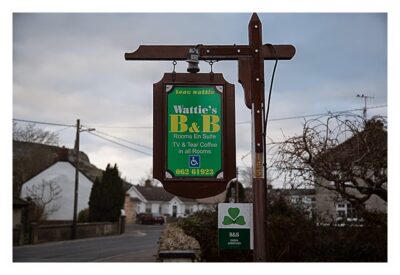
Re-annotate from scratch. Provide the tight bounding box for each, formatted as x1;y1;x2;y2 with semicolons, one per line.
237;166;252;187
13;122;59;146
275;113;387;208
238;165;277;188
25;179;62;221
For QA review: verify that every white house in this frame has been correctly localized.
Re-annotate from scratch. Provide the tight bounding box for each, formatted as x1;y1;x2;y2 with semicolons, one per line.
125;185;213;222
20;160;94;221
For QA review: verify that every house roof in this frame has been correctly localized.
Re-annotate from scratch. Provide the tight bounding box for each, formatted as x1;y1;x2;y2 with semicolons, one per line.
13;141;132;192
321;120;387;163
197;190;226;204
271;188;316;196
134;185;197;202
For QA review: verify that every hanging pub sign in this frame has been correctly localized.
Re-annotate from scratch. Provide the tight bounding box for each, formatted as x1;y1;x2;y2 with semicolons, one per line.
153;73;236;198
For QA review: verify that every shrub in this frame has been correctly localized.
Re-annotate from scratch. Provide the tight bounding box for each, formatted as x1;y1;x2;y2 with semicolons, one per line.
158;223;201;261
177;195;386;262
267;195;387;262
177;209;252;262
77;208;89;222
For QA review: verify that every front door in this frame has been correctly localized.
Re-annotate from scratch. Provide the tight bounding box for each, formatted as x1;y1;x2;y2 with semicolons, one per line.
172;205;177;217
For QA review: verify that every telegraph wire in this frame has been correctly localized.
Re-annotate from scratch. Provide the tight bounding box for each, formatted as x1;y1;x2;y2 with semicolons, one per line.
13;103;387;157
13;118;152;153
86;131;152;156
86;104;388;128
53;126;74;133
13;118;74;127
236;104;387;125
90;128;152;151
13;104;387;132
91;125;152;129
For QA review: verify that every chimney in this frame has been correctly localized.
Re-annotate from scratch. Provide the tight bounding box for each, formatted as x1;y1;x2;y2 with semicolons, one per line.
144;179;153;188
57;146;69;162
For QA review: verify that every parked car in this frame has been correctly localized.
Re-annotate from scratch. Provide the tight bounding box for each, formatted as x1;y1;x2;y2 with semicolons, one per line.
136;213;165;225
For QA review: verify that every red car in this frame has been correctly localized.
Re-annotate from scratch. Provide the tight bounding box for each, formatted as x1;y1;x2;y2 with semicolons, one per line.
137;213;165;225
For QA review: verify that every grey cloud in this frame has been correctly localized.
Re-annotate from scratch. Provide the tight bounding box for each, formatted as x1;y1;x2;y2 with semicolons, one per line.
13;13;387;184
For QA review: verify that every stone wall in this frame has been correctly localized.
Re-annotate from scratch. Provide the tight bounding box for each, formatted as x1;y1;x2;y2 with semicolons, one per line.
27;221;121;245
124;194;138;224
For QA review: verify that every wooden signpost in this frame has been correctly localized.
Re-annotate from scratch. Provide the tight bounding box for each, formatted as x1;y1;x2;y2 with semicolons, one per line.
125;13;296;262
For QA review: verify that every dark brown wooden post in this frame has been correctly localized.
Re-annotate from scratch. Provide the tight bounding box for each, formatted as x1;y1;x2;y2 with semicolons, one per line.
248;13;267;262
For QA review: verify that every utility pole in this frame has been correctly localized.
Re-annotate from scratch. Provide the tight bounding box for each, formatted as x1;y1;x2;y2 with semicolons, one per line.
357;93;374;121
125;13;295;261
71;120;95;240
72;119;80;239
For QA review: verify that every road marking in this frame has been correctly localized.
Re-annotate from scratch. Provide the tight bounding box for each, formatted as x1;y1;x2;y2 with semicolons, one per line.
132;230;147;237
92;249;156;262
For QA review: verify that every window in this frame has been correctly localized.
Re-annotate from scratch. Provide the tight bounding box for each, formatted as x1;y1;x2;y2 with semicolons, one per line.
145;204;151;213
337;210;346;218
346;203;358;220
335;201;358;222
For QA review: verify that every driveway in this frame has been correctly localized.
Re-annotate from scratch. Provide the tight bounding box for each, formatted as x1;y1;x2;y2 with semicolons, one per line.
13;223;165;262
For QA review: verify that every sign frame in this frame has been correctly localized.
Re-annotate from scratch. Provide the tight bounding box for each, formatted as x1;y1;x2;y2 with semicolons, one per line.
153;73;236;198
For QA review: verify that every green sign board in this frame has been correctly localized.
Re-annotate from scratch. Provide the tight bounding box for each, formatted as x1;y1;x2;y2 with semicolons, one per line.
153;73;236;198
218;203;253;250
166;85;223;178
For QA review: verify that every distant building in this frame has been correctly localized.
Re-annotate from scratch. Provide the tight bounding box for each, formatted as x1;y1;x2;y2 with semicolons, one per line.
124;185;214;223
14;141;111;221
20;160;95;220
315;181;387;223
270;188;316;219
314;121;387;223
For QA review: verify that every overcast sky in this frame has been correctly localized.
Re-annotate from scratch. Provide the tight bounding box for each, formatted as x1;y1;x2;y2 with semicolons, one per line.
12;13;387;186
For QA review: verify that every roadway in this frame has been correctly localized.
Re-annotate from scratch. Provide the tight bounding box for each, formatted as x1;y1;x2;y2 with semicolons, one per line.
13;223;165;262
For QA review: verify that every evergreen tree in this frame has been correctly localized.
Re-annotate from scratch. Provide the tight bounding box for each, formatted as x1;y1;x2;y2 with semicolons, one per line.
88;164;125;222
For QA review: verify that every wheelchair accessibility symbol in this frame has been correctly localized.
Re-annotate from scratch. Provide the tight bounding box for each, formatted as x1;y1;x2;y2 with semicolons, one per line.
189;155;201;168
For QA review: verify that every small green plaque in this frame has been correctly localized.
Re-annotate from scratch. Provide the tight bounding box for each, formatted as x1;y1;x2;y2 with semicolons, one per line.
218;228;251;250
166;85;223;178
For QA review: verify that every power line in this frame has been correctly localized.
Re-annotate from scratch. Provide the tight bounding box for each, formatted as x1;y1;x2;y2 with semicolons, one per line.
13;118;74;127
91;129;152;151
269;105;387;122
53;126;74;133
86;131;152;156
236;104;387;125
13;117;152;155
13;104;387;131
92;125;152;129
88;104;388;128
